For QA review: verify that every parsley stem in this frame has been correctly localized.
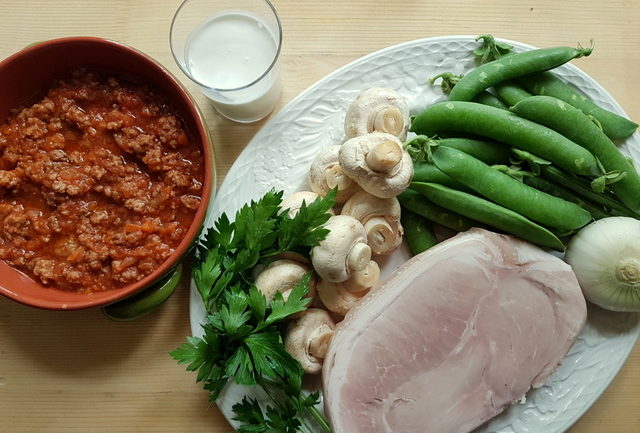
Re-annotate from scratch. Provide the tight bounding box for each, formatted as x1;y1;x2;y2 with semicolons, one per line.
306;405;332;433
258;382;287;413
299;416;315;433
259;381;316;433
260;378;331;433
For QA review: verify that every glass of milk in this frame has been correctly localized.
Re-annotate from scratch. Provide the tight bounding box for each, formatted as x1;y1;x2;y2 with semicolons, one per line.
170;0;282;123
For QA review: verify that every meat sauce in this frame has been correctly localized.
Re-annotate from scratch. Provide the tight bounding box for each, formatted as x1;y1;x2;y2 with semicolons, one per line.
0;69;203;293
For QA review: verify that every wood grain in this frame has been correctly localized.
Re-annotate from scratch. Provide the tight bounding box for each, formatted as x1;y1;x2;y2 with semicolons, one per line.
0;1;638;432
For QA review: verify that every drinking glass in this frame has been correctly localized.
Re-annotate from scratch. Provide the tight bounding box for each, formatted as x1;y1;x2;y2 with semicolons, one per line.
170;0;282;123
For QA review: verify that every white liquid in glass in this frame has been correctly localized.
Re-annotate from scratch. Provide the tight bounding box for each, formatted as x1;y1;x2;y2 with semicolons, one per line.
185;11;281;121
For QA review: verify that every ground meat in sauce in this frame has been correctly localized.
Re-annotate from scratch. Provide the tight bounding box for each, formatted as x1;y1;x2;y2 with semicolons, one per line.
0;69;203;293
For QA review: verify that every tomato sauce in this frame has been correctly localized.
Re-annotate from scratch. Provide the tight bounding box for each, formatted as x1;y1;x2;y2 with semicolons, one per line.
0;69;203;293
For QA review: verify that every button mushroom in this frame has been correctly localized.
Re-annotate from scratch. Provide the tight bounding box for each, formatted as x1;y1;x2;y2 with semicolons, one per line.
311;215;371;283
341;190;404;255
280;191;335;218
344;88;411;141
308;145;361;204
339;132;413;199
317;260;380;316
284;308;336;374
254;259;316;302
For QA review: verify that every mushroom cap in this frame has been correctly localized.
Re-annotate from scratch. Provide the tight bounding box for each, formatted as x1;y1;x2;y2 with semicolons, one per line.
254;259;316;302
342;260;380;294
316;261;379;316
311;215;371;283
344;87;411;141
281;191;336;218
285;308;336;374
308;145;361;204
317;260;380;315
341;191;404;255
318;279;364;316
273;251;312;265
339;132;413;199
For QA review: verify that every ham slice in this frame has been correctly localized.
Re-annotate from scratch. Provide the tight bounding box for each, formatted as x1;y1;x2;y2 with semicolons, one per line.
322;228;586;433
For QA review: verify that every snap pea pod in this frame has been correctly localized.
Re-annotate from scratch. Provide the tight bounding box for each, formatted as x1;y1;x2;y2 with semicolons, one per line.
407;136;511;165
413;162;468;190
540;165;636;217
518;72;638;139
410;101;600;176
400;209;438;255
432;146;591;230
449;44;592;102
522;175;608;220
472;91;509;110
410;137;510;190
493;80;532;106
437;137;511;164
411;182;564;251
431;72;508;110
511;95;640;214
473;34;638;139
398;189;475;232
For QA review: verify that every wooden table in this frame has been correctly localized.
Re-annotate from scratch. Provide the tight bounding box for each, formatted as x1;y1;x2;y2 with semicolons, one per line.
0;1;638;432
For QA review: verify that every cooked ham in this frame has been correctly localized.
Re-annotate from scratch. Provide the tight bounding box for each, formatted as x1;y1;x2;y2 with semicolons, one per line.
322;228;586;433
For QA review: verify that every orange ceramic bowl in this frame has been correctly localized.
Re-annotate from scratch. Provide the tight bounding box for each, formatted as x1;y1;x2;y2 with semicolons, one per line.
0;37;214;310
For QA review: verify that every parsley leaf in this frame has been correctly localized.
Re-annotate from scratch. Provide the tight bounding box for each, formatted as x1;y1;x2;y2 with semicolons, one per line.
277;189;336;251
193;248;223;302
225;345;256;386
244;330;302;384
173;189;337;433
232;397;266;430
264;274;312;326
232;397;303;433
246;285;267;323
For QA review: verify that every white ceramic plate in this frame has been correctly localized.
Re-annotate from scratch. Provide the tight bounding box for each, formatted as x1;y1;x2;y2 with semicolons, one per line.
190;36;640;432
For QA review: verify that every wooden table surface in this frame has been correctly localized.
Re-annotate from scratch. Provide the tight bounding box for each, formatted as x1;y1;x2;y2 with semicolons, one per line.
0;1;638;432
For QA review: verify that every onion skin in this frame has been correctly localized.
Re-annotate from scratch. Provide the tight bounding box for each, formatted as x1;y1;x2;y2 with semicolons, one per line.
565;217;640;312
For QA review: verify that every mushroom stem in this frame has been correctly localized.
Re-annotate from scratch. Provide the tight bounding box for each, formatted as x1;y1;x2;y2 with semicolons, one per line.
371;106;405;136
365;140;403;173
344;260;380;294
308;325;334;359
325;165;353;190
348;243;371;272
363;217;396;254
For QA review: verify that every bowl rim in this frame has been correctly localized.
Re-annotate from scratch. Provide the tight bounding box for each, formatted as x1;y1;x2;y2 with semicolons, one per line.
0;36;215;310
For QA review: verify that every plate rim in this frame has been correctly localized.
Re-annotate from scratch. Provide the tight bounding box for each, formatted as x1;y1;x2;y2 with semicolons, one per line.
190;34;640;432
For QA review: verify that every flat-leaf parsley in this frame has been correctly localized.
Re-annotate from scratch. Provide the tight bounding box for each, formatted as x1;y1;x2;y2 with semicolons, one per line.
171;189;336;433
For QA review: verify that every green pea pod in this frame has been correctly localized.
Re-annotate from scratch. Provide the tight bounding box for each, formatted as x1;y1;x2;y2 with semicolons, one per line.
431;146;591;230
522;175;608;220
540;165;636;217
405;136;510;166
493;80;532;106
410;137;510;190
102;264;182;321
449;44;593;102
400;209;438;255
413;161;468;190
518;71;638;139
472;34;638;139
431;71;508;109
410;101;600;176
398;189;475;232
511;95;640;214
436;138;511;165
411;182;565;251
472;91;509;110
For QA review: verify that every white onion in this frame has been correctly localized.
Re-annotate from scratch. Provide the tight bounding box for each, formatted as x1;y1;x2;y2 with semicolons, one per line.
565;216;640;312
